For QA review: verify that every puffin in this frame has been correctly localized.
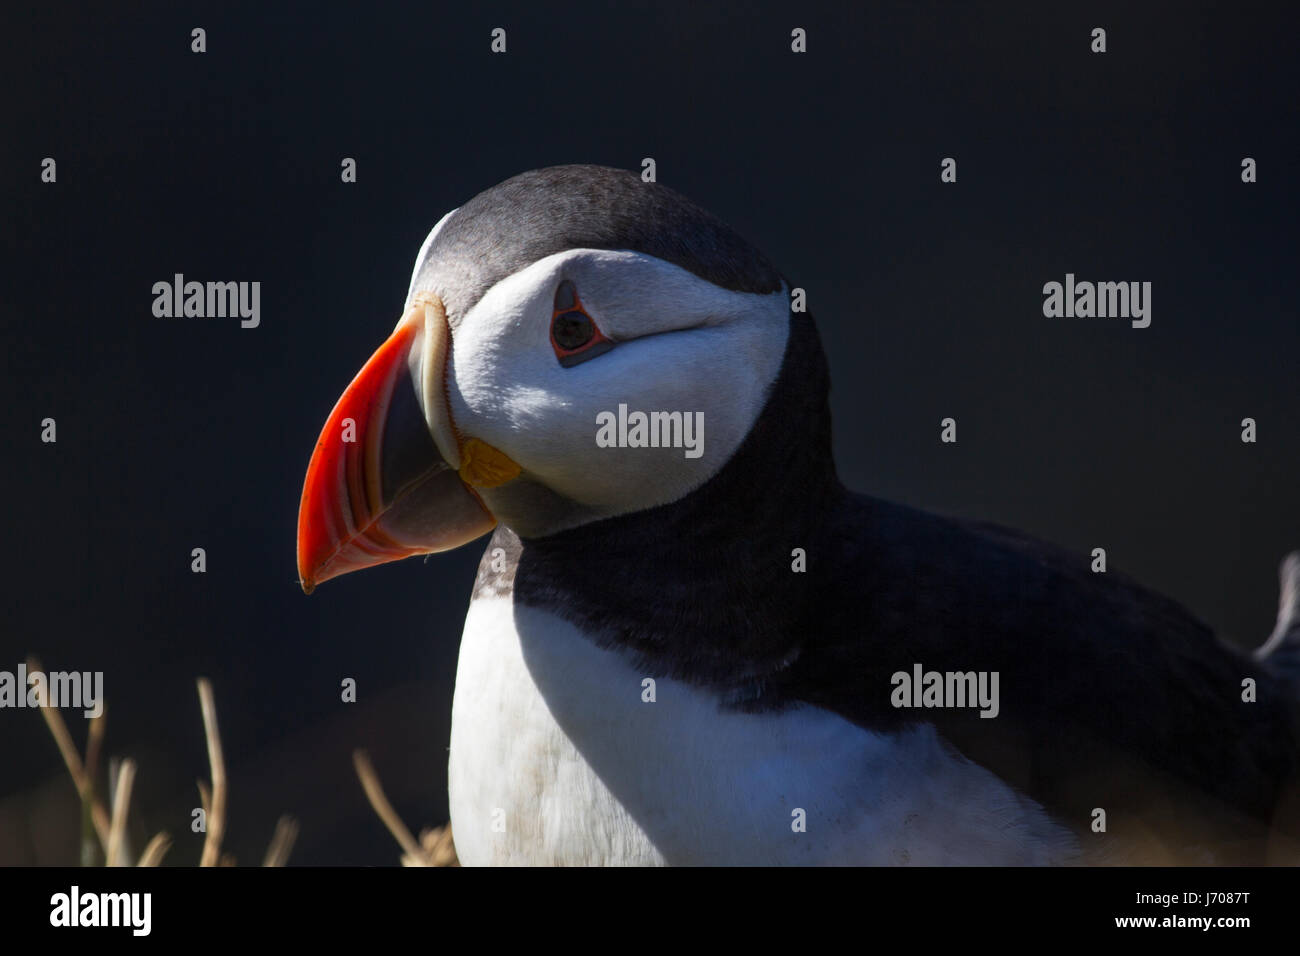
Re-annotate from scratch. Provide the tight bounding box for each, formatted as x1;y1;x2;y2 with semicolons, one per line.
296;165;1300;865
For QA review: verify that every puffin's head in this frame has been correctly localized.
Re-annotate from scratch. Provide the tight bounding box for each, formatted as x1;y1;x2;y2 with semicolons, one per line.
297;165;792;592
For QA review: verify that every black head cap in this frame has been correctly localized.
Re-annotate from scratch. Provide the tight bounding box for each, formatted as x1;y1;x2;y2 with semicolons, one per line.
410;165;785;325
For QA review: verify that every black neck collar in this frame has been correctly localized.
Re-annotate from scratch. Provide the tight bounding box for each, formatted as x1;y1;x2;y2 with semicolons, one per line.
501;313;847;701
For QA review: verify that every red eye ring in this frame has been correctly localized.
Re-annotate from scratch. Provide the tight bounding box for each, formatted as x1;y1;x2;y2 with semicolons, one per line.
551;280;614;367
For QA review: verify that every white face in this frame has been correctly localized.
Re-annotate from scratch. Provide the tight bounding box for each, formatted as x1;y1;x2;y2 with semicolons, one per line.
406;241;790;538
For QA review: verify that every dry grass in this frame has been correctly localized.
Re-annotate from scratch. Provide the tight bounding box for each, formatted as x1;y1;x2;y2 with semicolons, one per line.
32;658;297;867
352;749;458;866
33;658;457;866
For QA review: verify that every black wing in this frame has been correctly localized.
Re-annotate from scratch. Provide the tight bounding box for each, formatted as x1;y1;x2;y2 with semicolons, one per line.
779;493;1300;861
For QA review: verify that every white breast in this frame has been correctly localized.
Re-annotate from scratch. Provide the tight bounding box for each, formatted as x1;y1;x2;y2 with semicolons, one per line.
447;595;1080;865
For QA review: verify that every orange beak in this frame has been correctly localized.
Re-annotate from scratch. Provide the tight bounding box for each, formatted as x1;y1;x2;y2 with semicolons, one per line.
296;294;497;593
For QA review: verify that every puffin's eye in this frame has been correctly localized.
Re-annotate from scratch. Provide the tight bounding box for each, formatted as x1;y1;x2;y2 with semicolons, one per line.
551;280;614;367
553;311;594;350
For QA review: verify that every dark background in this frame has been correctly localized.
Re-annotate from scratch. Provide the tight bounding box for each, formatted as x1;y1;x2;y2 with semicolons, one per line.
2;1;1297;865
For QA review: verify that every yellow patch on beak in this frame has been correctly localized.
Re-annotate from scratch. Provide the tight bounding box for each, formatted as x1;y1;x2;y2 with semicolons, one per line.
458;437;521;488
